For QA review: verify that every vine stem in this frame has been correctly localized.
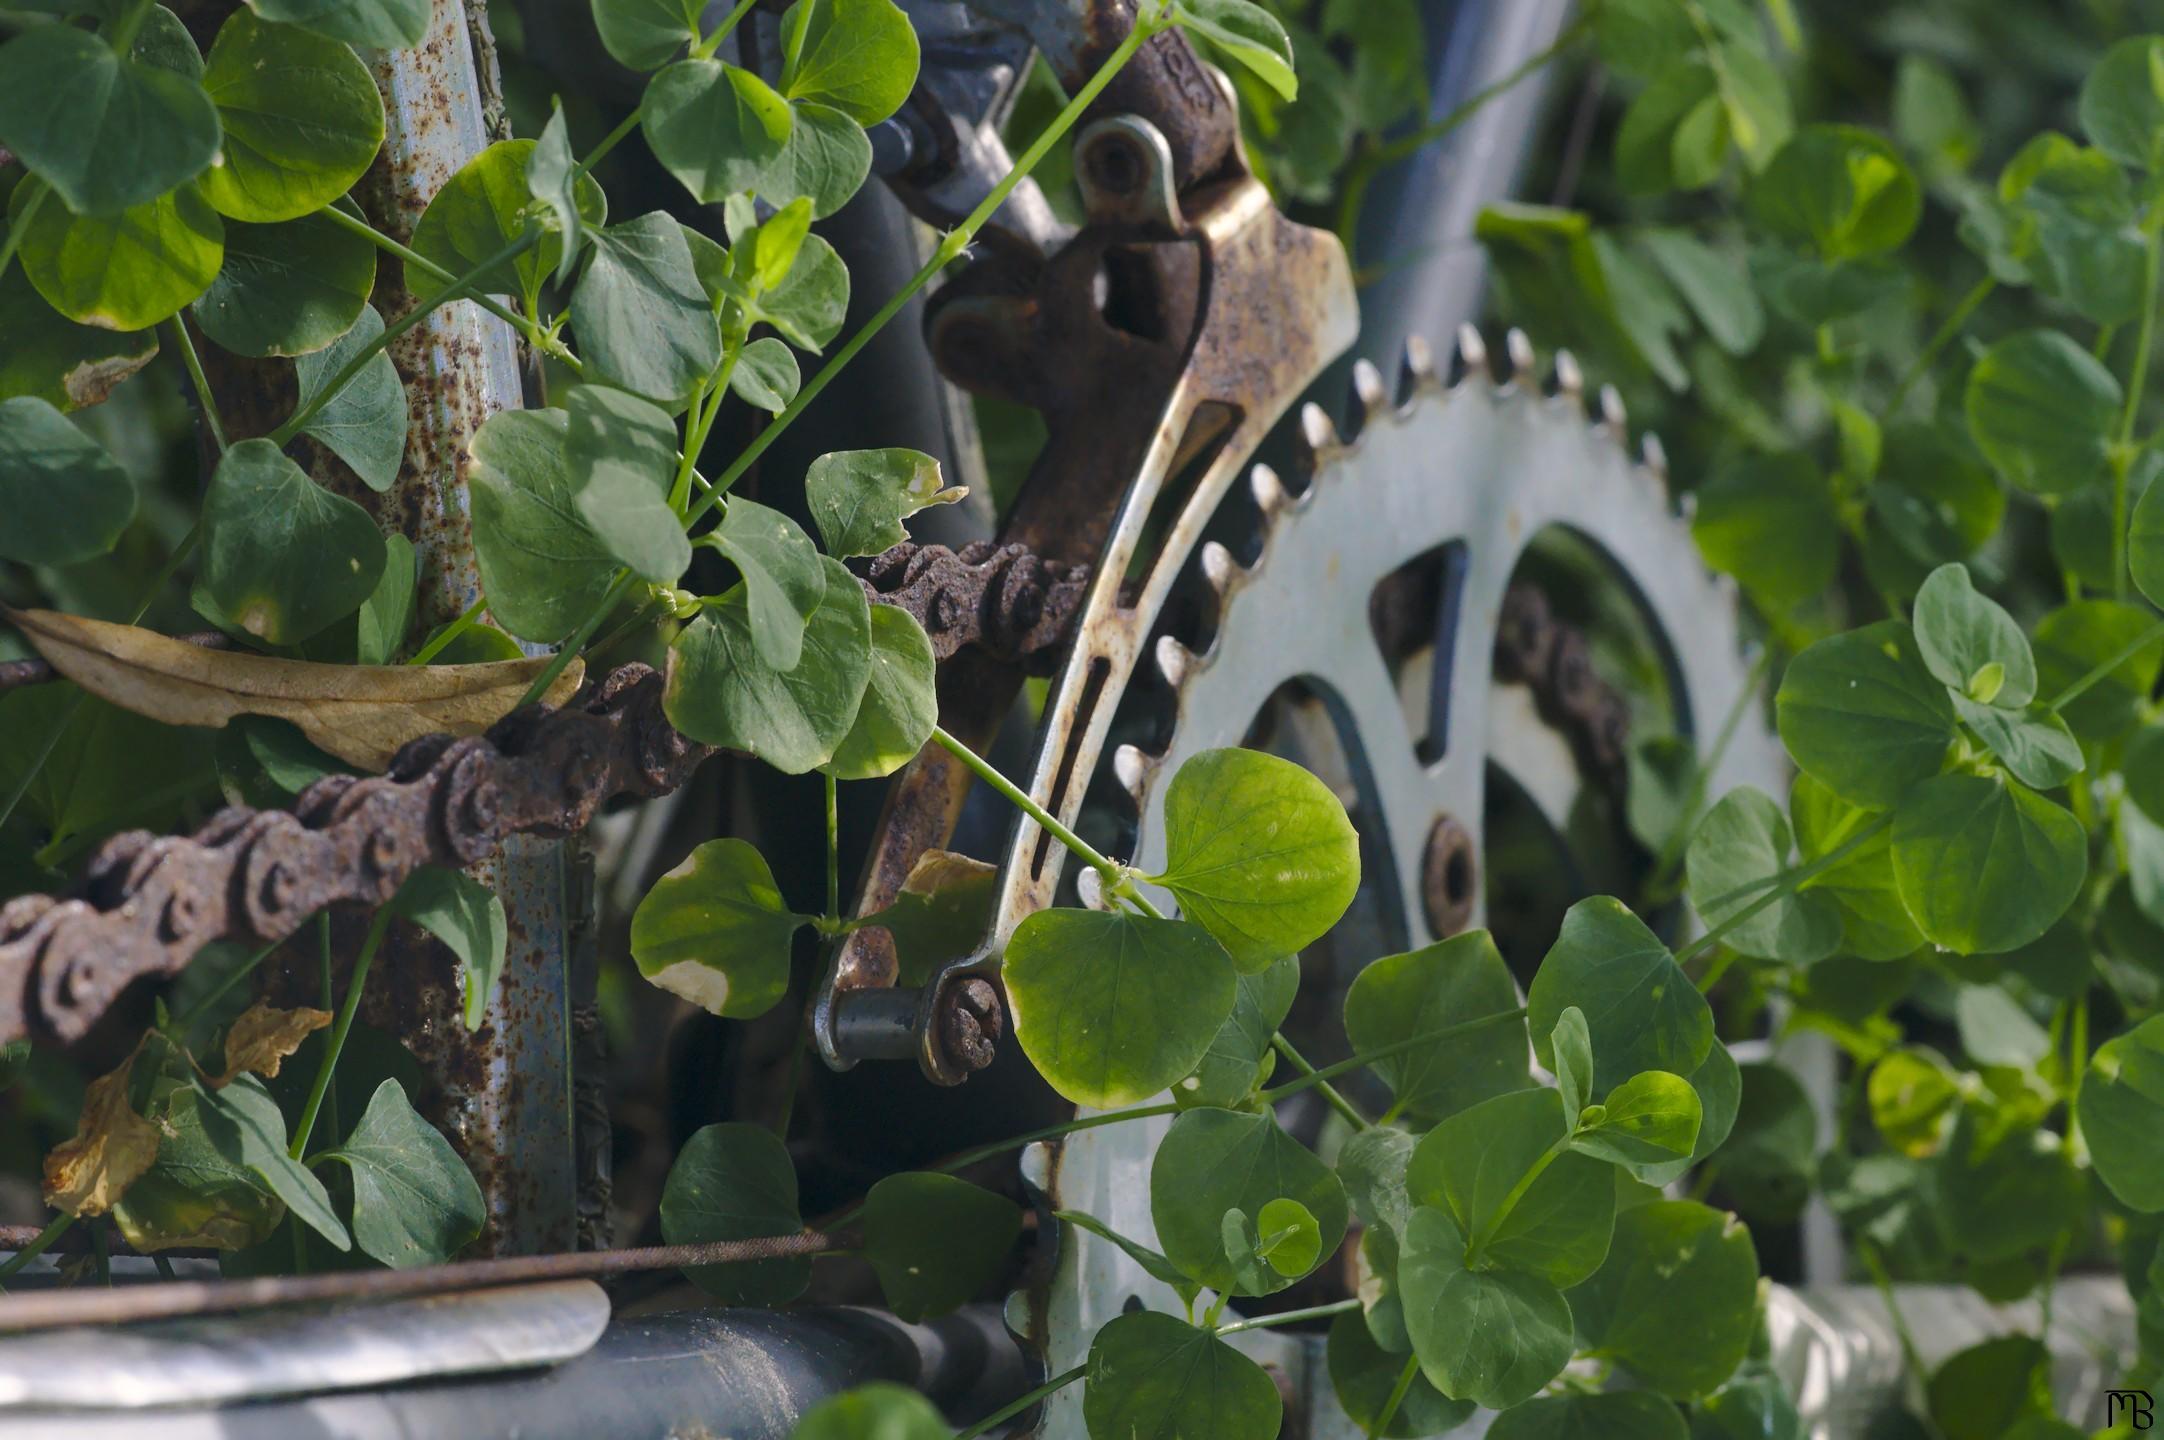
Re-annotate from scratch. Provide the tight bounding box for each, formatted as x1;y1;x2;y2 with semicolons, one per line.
2047;617;2164;714
954;1364;1089;1440
1255;1008;1526;1104
1369;1353;1421;1439
1269;1034;1369;1130
1214;1297;1360;1336
1674;812;1895;970
166;318;229;453
1881;275;1995;419
825;770;840;923
0;1212;74;1287
406;598;488;666
0;181;48;288
289;906;394;1159
931;726;1120;880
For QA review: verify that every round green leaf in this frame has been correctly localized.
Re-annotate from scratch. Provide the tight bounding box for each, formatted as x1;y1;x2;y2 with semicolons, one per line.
861;1172;1021;1322
630;837;807;1019
1790;773;1922;960
390;865;506;1029
792;1386;949;1440
1928;1335;2054;1440
1690;453;1838;612
317;1079;483;1267
200;437;385;644
1748;124;1920;260
0;266;159;412
1326;1310;1472;1440
1397;1205;1573;1411
1964;330;2120;496
1406;1086;1615;1287
1685;787;1842;964
779;0;921;124
197;12;384;223
657;1122;811;1304
2081;36;2164;173
805;448;962;559
1149;1106;1347;1294
1150;747;1361;972
12;180;223;331
1528;896;1712;1093
191;211;376;356
1774;620;1956;811
1567;1200;1758;1399
663;556;872;774
569;213;721;406
711;494;826;670
1084;1311;1282;1440
468;407;622;642
756;231;849;350
1255;1195;1322;1276
249;0;430;51
2034;599;2164;741
1180;953;1298;1110
293;305;407;492
731;336;800;413
1913;563;2036;706
2076;1014;2164;1212
1890;774;2085;954
754;101;873;219
1171;0;1297;102
565;384;690;587
1716;1063;1816;1224
0;396;137;565
826;606;936;781
1341;930;1528;1121
1577;1070;1701;1169
1489;1393;1688;1440
1937;1120;2083;1263
1867;1047;1960;1157
641;60;794;206
406;140;604;309
1005;910;1235;1108
0;26;220;217
1950;695;2083;791
593;0;703;70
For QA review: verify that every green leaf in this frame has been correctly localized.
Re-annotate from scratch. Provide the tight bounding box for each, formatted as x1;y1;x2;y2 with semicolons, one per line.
1997;133;2147;327
1341;930;1528;1121
198;12;384;223
191;211;376;358
1865;424;2004;593
293;305;408;492
1255;1195;1322;1276
0;26;220;217
1339;1125;1415;1240
1639;229;1762;355
468;407;621;642
406;140;604;312
1964;330;2120;496
1149;1106;1346;1294
1150;747;1360;972
1551;1007;1593;1129
113;1082;283;1253
804;448;960;559
2081;36;2164;173
1954;984;2050;1067
1939;1119;2082;1263
564;384;689;587
792;1386;949;1440
0;396;136;566
1083;1311;1282;1440
1790;773;1924;960
0;267;159;412
1893;56;1979;176
1716;1063;1816;1224
1950;695;2083;790
1617;62;1718;194
357;533;415;665
1172;0;1297;101
1398;1205;1573;1410
859;850;994;987
1180;953;1297;1109
658;1121;811;1304
825;605;936;781
2077;1014;2164;1212
2129;469;2164;609
779;0;919;123
1890;774;2085;954
630;837;807;1019
248;0;430;51
1406;1086;1615;1287
1005;910;1235;1108
526;102;586;285
129;4;203;78
317;1078;482;1266
201;438;385;645
663;557;871;772
0;688;215;864
755;232;849;350
1574;1071;1701;1167
730;337;801;413
1594;0;1696;80
390;866;506;1030
1928;1335;2053;1440
712;496;826;669
1567;1200;1757;1399
1913;564;2036;706
1867;1047;1959;1158
1748;124;1920;261
570;213;720;407
11;180;223;331
2034;599;2164;742
641;60;794;205
753;101;873;219
195;1074;350;1250
592;0;702;71
1774;620;1956;811
1489;1393;1688;1440
1326;1309;1472;1439
861;1172;1021;1322
1528;897;1712;1093
1684;787;1841;963
1054;1209;1198;1302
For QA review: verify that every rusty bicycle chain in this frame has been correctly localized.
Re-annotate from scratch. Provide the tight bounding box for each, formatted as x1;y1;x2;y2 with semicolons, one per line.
1492;582;1634;793
0;542;1087;1047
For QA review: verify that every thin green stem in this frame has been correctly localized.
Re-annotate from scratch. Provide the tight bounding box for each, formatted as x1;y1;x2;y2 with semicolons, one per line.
166;934;285;1039
1883;275;1995;420
406;598;488;666
0;1212;74;1284
1650;648;1775;889
2115;452;2133;601
575;110;643;182
166;317;229;453
1269;1034;1368;1130
2124;228;2163;450
1468;1135;1569;1264
2047;618;2164;713
317;914;341;1150
290;906;394;1159
954;1364;1088;1440
1255;1008;1527;1104
691;0;761;60
932;1103;1182;1181
515;571;638;708
1214;1297;1360;1336
825;770;841;923
274;229;539;445
1674;812;1895;967
1370;1354;1421;1440
1858;1239;1943;1438
932;726;1120;878
0;181;48;288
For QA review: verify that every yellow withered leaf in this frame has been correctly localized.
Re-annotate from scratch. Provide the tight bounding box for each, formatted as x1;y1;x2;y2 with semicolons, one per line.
215;1000;332;1085
43;1041;161;1217
3;607;584;771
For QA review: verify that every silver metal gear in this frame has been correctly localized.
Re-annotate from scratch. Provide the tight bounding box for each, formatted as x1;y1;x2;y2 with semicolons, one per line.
1008;326;1788;1436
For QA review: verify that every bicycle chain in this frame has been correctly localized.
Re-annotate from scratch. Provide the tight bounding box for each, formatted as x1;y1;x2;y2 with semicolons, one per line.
0;542;1088;1047
1492;582;1633;793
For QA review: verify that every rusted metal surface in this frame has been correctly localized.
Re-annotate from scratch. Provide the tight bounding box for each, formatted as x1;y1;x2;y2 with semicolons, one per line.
1418;814;1477;939
859;542;1089;668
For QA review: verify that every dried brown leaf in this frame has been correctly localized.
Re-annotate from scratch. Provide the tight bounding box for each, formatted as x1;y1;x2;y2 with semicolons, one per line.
215;1000;332;1085
3;607;584;771
43;1040;161;1216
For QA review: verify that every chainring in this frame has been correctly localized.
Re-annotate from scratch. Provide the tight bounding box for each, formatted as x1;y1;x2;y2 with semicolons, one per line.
1010;327;1786;1434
